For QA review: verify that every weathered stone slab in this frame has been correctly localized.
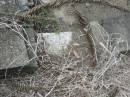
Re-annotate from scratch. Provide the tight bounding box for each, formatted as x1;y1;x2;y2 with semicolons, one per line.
104;0;130;12
37;31;94;67
90;14;130;53
24;27;38;67
0;0;38;70
101;14;130;52
76;2;125;22
38;32;72;56
90;21;108;46
16;0;29;11
0;0;16;17
0;26;30;69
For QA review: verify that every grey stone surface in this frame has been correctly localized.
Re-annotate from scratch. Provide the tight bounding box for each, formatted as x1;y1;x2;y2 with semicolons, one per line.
0;0;37;70
0;0;16;16
101;13;130;52
76;3;125;22
37;29;95;68
16;0;29;11
104;0;130;11
38;32;73;56
0;27;29;69
24;27;37;67
90;21;108;45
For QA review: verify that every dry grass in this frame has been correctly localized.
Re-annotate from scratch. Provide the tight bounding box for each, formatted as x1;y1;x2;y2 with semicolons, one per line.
0;14;130;97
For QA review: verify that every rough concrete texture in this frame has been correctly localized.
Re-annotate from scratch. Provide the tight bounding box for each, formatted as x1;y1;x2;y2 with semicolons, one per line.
104;0;130;11
0;0;16;16
38;29;95;67
90;14;130;53
0;0;37;69
0;27;29;69
24;27;38;67
0;0;130;97
38;32;73;56
76;3;125;21
90;21;108;45
16;0;29;11
101;13;130;53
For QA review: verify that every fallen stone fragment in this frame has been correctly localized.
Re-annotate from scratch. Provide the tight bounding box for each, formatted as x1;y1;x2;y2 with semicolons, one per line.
0;26;30;69
90;21;108;45
90;16;130;54
37;30;94;67
38;32;72;56
16;0;29;11
89;14;130;54
101;14;130;53
23;27;38;67
104;0;130;12
0;0;37;70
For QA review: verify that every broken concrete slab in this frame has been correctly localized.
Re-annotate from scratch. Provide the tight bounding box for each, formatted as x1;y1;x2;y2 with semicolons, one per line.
38;32;73;56
101;14;130;53
23;26;38;67
16;0;29;11
0;0;16;16
76;2;125;22
0;26;29;69
105;0;127;7
90;19;130;54
90;14;130;53
0;0;37;70
37;29;96;68
104;0;130;12
90;21;108;46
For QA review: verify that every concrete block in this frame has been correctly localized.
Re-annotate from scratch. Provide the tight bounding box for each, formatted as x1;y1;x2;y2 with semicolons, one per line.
101;14;130;53
37;30;94;67
0;0;37;70
0;27;30;69
76;2;124;22
38;32;72;56
103;0;130;12
90;21;108;45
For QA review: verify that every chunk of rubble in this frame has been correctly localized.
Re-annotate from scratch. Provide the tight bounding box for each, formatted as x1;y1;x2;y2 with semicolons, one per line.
104;0;130;12
37;31;94;67
90;21;108;45
90;14;130;53
101;14;130;53
0;26;36;70
0;0;37;71
76;2;125;21
38;32;72;56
